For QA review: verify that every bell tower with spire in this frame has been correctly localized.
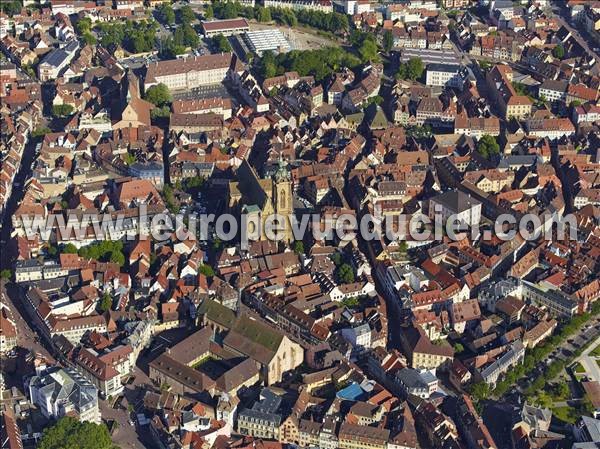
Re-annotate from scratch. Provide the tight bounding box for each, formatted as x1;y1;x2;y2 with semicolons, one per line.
272;155;293;243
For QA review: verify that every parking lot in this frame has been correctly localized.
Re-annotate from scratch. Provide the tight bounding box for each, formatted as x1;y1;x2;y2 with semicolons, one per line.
572;334;600;382
511;318;600;394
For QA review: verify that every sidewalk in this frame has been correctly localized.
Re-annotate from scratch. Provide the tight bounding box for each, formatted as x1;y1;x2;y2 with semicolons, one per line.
575;335;600;382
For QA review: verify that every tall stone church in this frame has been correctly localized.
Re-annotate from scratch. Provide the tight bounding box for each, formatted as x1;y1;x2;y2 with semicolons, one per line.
228;158;293;243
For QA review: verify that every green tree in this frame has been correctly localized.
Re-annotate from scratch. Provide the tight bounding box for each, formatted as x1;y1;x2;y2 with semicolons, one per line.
212;0;238;19
159;36;186;58
151;105;171;120
98;292;113;313
144;83;171;107
82;32;96;45
258;6;271;22
272;7;297;26
397;57;424;81
266;46;360;82
533;391;553;408
477;134;500;159
528;375;546;394
212;33;232;52
341;296;360;308
61;243;78;254
454;343;465;353
78;241;125;266
349;29;369;47
552;44;565;59
98;19;157;53
337;263;355;284
292;8;348;33
212;236;223;251
22;64;35;78
162;184;179;213
366;95;383;106
512;81;528;96
205;4;214;19
0;0;22;17
123;152;136;165
494;380;510;397
469;382;490;402
179;5;196;24
258;50;278;79
75;17;92;35
407;57;424;79
182;176;205;192
330;252;342;267
479;60;492;70
293;240;304;255
52;104;74;117
31;126;52;138
358;38;379;63
554;382;569;399
0;269;12;280
157;3;176;25
383;29;394;53
173;23;199;48
38;416;116;449
199;264;215;277
535;94;548;108
328;12;349;33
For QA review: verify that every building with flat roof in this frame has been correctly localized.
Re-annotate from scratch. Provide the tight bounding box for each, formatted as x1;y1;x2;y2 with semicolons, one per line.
200;18;250;37
243;30;291;56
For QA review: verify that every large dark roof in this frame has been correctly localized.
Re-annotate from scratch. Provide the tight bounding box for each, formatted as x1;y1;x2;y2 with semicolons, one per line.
431;190;481;214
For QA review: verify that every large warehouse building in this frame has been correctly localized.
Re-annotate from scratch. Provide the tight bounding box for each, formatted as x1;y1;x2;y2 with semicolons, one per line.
243;29;291;56
200;18;250;37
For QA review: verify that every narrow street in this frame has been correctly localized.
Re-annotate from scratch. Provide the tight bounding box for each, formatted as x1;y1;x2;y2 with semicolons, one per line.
1;281;54;362
0;138;39;270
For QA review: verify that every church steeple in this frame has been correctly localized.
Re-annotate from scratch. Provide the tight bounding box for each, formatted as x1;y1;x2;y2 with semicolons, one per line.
272;153;293;243
272;152;290;183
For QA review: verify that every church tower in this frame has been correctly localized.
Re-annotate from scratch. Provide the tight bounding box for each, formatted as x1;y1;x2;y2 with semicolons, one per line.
272;157;293;243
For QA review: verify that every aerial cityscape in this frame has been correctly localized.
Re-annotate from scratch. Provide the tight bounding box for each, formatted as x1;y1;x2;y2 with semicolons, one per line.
1;0;600;448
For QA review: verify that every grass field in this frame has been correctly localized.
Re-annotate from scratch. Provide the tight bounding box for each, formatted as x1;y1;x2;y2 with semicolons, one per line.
552;406;580;424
